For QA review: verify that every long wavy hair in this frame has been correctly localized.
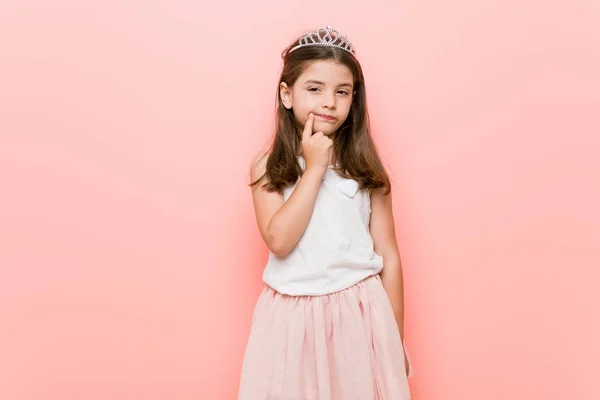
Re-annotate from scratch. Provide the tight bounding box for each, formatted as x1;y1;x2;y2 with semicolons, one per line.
250;31;391;195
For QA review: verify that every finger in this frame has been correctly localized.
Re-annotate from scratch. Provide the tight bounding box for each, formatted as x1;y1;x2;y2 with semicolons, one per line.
302;113;315;141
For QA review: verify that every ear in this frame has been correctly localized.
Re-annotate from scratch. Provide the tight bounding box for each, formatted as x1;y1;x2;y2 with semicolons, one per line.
280;82;293;109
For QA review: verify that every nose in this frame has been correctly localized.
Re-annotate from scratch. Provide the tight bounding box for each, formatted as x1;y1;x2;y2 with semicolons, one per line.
322;91;336;110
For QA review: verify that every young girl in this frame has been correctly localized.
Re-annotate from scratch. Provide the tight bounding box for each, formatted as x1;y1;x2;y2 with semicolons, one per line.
238;26;413;400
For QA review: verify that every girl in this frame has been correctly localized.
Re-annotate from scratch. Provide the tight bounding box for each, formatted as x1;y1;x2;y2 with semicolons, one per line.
239;26;413;400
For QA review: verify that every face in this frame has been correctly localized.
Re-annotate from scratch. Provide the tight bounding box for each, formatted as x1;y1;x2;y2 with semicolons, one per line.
280;60;355;136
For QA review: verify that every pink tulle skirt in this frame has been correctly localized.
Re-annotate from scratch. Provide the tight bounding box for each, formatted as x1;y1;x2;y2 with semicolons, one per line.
238;274;413;400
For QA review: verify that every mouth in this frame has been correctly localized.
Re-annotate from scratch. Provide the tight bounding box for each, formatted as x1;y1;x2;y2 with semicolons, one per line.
315;114;337;123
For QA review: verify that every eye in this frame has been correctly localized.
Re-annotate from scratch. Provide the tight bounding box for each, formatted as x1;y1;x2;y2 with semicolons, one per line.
308;87;321;92
338;90;349;95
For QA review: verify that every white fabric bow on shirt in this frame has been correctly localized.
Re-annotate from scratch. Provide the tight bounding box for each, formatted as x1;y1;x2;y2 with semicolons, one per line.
298;156;359;198
336;178;359;198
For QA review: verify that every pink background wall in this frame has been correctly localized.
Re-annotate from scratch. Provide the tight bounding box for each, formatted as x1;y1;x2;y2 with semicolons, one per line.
1;1;599;399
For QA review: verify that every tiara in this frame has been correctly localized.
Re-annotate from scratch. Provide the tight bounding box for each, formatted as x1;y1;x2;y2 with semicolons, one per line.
288;25;356;57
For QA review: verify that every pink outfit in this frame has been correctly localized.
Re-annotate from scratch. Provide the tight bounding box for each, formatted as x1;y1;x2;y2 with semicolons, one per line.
238;274;413;400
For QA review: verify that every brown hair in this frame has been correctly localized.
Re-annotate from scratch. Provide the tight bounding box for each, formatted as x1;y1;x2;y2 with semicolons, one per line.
250;31;391;195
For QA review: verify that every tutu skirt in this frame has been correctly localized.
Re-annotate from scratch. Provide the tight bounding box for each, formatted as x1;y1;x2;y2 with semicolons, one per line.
238;274;413;400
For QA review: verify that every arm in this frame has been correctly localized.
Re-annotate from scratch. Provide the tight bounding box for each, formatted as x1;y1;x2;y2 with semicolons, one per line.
369;186;407;340
250;151;325;257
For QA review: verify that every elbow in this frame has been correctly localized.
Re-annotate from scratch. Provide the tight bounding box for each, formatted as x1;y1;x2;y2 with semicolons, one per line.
266;220;292;258
269;238;292;258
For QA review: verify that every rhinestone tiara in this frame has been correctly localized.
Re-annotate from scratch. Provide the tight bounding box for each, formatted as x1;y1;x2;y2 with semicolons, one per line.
288;25;356;57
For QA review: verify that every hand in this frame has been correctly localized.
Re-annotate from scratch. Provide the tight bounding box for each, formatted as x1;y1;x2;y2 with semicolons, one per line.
301;113;333;174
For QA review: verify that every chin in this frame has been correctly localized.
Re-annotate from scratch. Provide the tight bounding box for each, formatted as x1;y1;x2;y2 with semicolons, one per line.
314;123;339;135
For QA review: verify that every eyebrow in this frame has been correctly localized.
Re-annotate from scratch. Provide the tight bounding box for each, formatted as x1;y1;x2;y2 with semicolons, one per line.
303;79;353;88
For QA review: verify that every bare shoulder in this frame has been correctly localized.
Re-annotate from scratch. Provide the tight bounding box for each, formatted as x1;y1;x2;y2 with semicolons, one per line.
370;186;393;204
250;150;270;183
369;185;399;260
249;150;284;247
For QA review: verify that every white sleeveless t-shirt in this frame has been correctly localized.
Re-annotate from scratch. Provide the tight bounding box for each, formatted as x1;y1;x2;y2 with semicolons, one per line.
262;156;384;296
